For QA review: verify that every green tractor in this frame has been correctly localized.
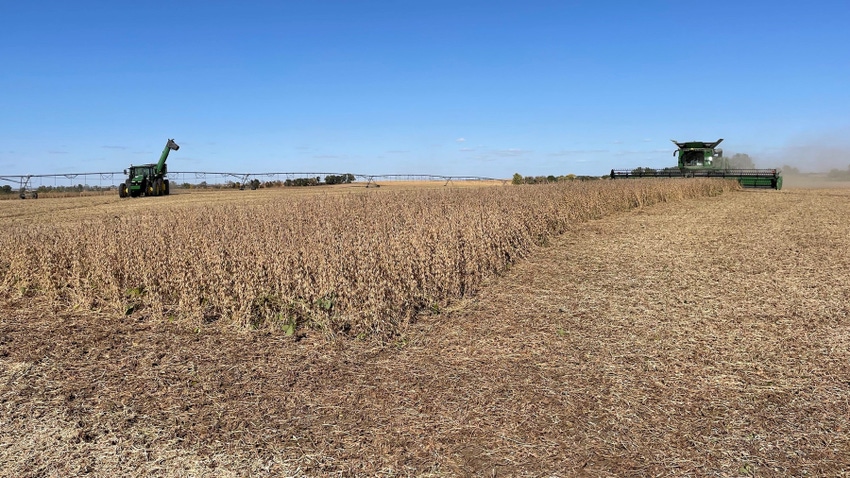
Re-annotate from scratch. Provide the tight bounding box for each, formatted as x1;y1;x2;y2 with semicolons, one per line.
611;139;782;189
119;139;179;198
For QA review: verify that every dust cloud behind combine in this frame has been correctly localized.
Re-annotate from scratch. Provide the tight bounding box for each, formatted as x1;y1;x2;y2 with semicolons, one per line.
745;129;850;188
761;130;850;172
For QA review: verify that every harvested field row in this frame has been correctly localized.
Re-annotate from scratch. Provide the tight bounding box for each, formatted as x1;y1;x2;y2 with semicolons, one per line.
0;179;735;336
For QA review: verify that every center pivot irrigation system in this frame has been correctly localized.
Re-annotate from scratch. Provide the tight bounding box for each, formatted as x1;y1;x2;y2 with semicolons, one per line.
0;171;508;198
0;174;40;199
1;139;506;198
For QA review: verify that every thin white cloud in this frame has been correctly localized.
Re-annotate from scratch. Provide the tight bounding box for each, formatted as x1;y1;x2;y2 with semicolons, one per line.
549;149;608;157
459;148;474;152
494;148;528;157
456;137;466;143
615;149;670;156
102;145;128;150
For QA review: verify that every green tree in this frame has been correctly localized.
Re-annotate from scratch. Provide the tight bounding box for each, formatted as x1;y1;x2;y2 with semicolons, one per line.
827;165;850;180
781;164;800;175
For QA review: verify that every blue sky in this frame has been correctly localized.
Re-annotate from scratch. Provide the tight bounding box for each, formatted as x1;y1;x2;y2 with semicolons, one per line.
2;1;849;179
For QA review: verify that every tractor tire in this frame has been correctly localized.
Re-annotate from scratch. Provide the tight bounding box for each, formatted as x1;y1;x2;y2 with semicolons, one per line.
155;179;163;196
119;183;127;198
164;180;170;195
32;192;38;199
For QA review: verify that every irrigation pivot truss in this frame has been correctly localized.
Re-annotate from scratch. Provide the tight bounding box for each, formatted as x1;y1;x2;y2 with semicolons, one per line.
171;172;505;187
1;172;121;187
0;171;508;194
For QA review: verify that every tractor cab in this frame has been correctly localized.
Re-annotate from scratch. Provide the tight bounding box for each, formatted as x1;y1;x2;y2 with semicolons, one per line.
128;165;154;186
122;164;157;197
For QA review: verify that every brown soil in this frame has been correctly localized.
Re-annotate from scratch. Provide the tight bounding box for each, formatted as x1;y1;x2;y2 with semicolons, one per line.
2;187;849;476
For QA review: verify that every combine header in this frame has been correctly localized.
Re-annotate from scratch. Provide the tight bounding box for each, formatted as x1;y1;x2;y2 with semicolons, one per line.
611;139;782;189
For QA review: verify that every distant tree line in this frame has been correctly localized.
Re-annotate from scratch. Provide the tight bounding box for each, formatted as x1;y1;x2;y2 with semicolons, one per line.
726;153;755;169
512;173;602;185
828;165;850;180
0;183;115;198
284;174;355;187
177;174;358;190
324;174;356;185
22;184;112;193
285;177;321;187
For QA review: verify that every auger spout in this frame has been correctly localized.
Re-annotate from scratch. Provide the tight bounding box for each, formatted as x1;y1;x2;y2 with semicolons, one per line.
156;139;180;176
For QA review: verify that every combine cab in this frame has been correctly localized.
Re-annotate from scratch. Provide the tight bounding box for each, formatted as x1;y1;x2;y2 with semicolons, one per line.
611;139;782;190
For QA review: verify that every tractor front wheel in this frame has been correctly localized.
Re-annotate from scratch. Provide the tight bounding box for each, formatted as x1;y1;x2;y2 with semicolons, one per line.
164;180;170;195
119;183;128;198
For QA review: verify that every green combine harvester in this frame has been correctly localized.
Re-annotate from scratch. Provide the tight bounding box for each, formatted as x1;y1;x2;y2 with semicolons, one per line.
610;139;782;190
119;139;179;197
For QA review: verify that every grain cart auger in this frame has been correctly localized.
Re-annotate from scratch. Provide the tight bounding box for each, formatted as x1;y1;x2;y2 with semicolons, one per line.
119;139;179;198
610;139;782;190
